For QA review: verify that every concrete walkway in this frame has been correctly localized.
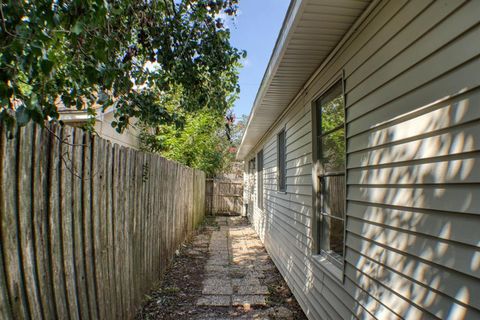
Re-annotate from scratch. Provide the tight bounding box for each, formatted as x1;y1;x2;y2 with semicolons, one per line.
196;216;273;308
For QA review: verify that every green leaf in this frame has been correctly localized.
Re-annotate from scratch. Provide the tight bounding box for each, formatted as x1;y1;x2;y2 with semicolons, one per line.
111;7;122;15
0;82;8;97
41;29;52;40
53;14;60;26
72;21;83;35
0;0;243;147
16;105;30;126
40;59;54;76
85;65;98;83
30;93;39;108
30;44;43;57
95;46;108;62
76;98;83;110
61;94;73;108
96;92;108;104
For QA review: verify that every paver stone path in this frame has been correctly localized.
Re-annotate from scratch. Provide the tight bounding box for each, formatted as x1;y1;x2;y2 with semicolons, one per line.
136;216;307;319
196;216;274;308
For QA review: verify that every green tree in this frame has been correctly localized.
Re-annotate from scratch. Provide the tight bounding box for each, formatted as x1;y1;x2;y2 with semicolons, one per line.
0;0;244;134
320;95;345;172
229;113;248;147
139;109;249;176
140;108;232;176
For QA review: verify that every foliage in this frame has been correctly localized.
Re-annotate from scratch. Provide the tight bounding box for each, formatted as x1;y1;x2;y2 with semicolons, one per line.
140;109;227;176
320;95;345;172
229;113;248;147
220;111;247;174
140;109;248;176
0;0;244;134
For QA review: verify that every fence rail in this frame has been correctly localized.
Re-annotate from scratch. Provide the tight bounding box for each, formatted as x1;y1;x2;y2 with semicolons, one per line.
0;123;206;320
206;178;243;215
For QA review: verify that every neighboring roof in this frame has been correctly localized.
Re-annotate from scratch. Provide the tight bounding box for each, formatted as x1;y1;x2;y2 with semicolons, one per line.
58;106;115;124
237;0;373;160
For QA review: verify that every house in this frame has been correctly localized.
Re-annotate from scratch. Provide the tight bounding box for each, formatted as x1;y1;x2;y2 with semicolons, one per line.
237;0;480;319
59;105;139;149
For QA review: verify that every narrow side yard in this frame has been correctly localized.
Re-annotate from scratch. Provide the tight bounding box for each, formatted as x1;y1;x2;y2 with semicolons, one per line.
136;216;307;319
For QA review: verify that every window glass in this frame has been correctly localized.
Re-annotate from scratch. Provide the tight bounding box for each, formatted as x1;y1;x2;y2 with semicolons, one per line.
257;150;264;210
315;80;346;267
321;174;346;218
319;215;345;259
321;127;345;173
278;130;286;192
321;94;344;134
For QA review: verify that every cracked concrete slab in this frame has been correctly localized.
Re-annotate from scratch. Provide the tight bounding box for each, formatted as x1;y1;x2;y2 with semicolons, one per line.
236;285;269;295
196;295;231;307
232;295;267;307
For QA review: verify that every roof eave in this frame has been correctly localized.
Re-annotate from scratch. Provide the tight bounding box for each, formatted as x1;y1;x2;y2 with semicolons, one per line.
236;0;306;160
236;0;374;161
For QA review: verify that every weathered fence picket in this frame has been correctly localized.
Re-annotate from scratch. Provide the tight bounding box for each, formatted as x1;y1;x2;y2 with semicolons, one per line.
0;123;206;320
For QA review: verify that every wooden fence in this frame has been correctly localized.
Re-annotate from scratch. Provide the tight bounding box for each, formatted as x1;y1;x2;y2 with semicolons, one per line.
0;123;206;320
205;178;243;215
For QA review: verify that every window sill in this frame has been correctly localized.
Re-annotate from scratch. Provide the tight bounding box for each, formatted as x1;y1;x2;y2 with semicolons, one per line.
312;254;344;283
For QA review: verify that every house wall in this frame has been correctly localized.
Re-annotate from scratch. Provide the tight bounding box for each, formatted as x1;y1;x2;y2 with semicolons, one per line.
94;112;139;149
60;110;140;149
243;0;480;319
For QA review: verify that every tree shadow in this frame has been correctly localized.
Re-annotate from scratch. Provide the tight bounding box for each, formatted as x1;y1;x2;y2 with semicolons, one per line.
246;87;480;319
348;87;480;318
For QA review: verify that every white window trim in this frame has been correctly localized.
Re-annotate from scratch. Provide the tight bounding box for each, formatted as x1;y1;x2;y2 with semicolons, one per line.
311;72;347;283
312;254;343;282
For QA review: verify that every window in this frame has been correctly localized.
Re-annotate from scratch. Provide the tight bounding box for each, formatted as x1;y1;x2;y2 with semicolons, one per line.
277;129;286;192
248;157;255;171
315;80;346;268
248;157;256;198
257;149;264;210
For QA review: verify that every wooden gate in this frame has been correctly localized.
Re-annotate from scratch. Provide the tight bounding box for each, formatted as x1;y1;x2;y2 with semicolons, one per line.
206;178;243;215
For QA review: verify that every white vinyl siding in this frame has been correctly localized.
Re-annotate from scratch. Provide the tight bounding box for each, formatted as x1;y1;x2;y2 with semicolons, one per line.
244;0;480;319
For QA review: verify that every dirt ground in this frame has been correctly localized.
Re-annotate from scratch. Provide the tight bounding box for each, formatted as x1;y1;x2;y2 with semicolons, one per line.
135;216;307;320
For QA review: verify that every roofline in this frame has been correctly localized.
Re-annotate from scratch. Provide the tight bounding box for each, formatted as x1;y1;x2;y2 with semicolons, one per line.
237;0;306;159
236;0;379;160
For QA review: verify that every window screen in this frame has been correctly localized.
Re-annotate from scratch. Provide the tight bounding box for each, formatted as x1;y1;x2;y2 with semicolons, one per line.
278;129;286;192
315;80;346;267
257;149;264;210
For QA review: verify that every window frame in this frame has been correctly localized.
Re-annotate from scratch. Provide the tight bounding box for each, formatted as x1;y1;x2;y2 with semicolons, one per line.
256;149;264;210
248;157;256;171
311;75;347;282
249;157;256;196
277;128;287;192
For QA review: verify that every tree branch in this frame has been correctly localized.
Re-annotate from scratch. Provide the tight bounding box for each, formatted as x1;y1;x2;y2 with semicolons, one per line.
45;124;88;147
0;4;15;38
